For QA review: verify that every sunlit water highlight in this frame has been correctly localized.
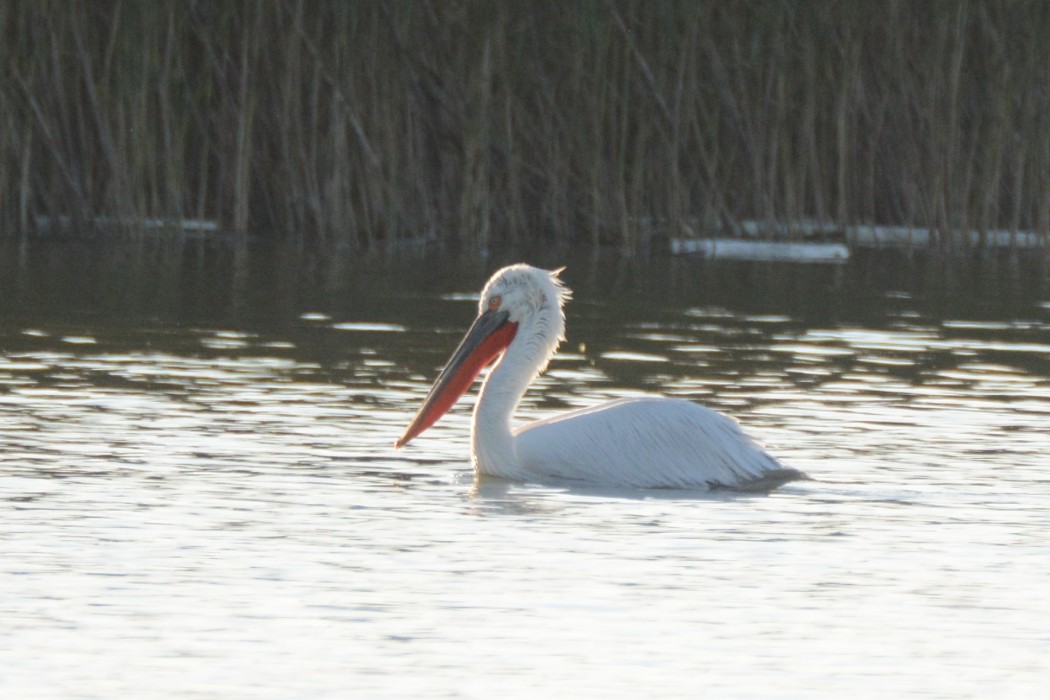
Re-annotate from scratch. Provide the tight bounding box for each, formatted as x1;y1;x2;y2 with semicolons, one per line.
1;243;1049;698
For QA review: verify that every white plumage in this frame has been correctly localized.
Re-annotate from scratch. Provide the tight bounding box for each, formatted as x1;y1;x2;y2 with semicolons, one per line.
514;398;789;489
397;264;805;490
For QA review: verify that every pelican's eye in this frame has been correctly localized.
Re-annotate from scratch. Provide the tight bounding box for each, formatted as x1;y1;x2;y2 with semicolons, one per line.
488;294;502;311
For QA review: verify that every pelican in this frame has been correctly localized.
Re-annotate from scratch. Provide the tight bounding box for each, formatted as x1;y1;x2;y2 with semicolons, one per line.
396;264;806;490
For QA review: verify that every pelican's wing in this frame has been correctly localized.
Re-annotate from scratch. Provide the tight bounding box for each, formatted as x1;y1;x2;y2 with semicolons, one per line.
514;397;791;489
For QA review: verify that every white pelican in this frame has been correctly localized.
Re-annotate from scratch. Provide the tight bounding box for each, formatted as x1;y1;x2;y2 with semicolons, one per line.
396;264;806;490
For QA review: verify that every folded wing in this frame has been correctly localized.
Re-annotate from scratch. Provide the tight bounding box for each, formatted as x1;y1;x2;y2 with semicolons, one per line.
514;397;794;489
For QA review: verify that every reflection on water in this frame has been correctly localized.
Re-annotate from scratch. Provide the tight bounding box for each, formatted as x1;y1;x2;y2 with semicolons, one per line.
1;239;1049;698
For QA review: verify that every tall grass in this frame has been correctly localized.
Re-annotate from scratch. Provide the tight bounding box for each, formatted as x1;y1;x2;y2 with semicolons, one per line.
2;0;1048;251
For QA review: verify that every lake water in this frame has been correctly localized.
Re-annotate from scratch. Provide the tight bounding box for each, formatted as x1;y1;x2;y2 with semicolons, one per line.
2;239;1049;698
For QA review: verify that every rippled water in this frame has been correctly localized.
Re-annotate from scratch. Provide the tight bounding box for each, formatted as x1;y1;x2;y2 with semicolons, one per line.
2;241;1049;698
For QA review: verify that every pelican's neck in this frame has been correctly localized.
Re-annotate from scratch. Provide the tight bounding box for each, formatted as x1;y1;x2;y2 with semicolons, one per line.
471;318;556;479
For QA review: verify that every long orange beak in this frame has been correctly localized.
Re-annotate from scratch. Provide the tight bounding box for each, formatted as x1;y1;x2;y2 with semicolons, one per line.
395;309;518;448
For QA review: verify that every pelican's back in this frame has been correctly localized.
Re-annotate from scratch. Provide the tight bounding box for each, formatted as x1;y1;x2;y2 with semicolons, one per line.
514;397;801;490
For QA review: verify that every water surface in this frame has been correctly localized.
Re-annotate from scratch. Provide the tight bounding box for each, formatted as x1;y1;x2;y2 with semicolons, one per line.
2;241;1049;698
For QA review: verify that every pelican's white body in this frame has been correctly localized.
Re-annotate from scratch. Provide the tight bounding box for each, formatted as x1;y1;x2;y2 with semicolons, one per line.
462;265;800;490
510;398;785;489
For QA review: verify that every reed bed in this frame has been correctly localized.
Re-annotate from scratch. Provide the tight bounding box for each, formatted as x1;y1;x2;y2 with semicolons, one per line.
2;0;1048;252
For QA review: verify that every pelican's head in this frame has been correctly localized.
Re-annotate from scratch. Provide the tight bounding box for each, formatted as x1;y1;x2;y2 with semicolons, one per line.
478;263;570;337
395;264;570;449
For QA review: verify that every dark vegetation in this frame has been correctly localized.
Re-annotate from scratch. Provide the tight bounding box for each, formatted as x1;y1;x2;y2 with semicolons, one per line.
2;1;1048;252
